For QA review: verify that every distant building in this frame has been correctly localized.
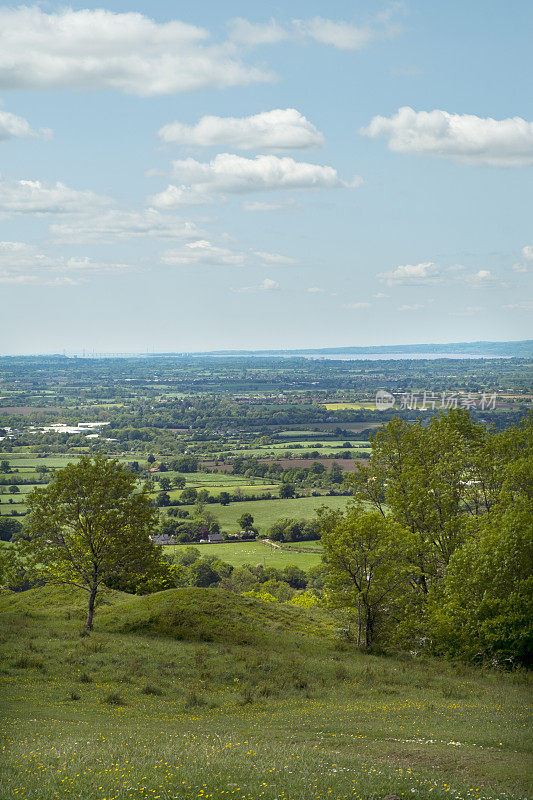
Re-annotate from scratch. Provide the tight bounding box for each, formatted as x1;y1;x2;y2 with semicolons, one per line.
208;533;224;543
150;534;176;545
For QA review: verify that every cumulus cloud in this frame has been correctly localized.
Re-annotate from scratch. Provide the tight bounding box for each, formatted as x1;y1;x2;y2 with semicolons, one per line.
232;277;280;293
502;301;533;311
463;269;502;285
162;240;246;267
0;240;131;285
398;303;424;311
158;109;325;150
0;109;51;141
378;261;441;286
161;240;294;269
294;17;381;50
451;306;484;316
344;301;371;309
360;106;533;166
227;18;288;45
51;208;202;244
229;8;403;50
307;286;324;293
0;177;109;215
0;6;273;96
253;251;296;265
242;199;297;212
510;245;533;273
150;154;360;207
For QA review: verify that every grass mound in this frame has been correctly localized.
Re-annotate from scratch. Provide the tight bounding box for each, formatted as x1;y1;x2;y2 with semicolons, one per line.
97;586;332;645
0;584;129;617
0;586;531;800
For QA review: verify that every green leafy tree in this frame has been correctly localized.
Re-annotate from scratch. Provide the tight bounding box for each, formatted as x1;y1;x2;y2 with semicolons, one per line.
219;491;231;506
8;485;20;495
156;491;171;507
158;477;171;491
346;410;530;590
279;483;295;499
22;454;159;630
330;462;344;484
180;487;198;504
320;507;415;648
0;516;22;542
428;502;533;666
238;512;254;532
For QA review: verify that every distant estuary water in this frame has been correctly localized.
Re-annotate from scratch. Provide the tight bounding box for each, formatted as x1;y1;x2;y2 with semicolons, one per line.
211;352;511;361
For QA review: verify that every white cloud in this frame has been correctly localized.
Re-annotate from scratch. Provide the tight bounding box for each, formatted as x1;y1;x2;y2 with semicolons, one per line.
378;261;440;285
162;240;246;267
360;106;533;166
0;109;51;142
307;286;324;293
0;177;109;215
161;240;294;268
228;8;404;50
150;153;360;207
398;303;424;311
146;185;214;208
511;245;533;273
242;199;297;212
51;208;201;243
232;277;280;293
158;109;324;150
0;240;131;285
373;291;389;298
344;301;371;309
253;251;296;265
502;301;533;311
463;269;501;285
227;18;288;45
451;306;484;316
0;6;273;96
294;17;378;50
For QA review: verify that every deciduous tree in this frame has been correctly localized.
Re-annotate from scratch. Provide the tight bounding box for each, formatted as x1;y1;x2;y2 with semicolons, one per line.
22;454;159;630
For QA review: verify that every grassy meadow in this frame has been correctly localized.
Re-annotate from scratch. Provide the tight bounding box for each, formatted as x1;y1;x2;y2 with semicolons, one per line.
179;495;350;534
165;539;323;570
0;585;531;800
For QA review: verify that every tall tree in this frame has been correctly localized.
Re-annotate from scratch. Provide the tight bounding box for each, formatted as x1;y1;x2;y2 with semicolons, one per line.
22;454;159;630
320;507;415;648
346;409;530;589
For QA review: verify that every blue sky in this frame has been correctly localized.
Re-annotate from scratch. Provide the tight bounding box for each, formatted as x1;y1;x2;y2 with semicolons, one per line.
0;0;531;353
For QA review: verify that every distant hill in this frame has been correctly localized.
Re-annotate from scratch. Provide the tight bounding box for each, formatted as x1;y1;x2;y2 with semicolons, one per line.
199;340;533;358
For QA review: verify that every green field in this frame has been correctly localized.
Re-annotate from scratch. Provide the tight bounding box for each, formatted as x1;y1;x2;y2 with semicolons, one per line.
180;495;350;533
0;585;530;800
165;539;323;570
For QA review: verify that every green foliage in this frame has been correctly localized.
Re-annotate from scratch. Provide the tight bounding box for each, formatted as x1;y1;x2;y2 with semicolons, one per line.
279;482;296;499
347;409;531;582
237;512;254;531
0;516;23;541
320;507;416;647
428;501;533;667
21;454;160;629
267;517;320;542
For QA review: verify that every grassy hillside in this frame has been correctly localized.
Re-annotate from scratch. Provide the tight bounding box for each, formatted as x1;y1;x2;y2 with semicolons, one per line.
0;586;531;800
